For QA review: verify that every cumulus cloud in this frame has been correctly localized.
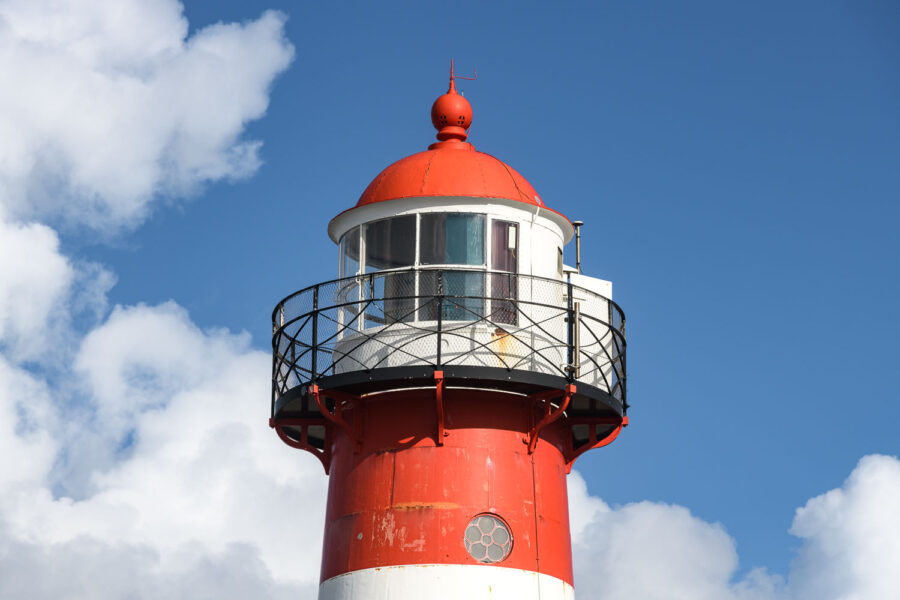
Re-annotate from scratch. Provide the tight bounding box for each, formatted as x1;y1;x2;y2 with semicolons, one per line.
0;0;294;232
569;457;900;600
0;190;330;597
788;454;900;600
0;2;325;596
0;357;57;490
0;294;328;596
0;522;316;600
0;207;114;364
569;471;781;600
0;210;73;360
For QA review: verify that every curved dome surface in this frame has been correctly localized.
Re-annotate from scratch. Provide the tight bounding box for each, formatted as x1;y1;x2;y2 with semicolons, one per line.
356;146;544;208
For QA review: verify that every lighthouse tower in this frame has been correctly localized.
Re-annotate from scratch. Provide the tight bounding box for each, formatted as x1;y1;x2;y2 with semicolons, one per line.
270;65;627;599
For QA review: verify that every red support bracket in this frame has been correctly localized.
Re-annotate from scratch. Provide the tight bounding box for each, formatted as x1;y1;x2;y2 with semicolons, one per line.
269;417;331;474
564;415;629;472
525;384;576;454
434;370;446;446
311;385;363;453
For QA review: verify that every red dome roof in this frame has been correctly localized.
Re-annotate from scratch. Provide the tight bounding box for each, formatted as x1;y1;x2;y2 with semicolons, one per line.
339;62;569;228
356;146;544;208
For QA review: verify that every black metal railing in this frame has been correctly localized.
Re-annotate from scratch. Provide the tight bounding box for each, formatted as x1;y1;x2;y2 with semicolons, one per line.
272;268;626;415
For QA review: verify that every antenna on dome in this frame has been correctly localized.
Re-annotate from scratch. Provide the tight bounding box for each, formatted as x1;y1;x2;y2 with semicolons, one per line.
448;59;476;93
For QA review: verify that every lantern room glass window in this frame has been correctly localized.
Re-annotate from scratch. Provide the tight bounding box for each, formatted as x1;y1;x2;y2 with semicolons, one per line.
418;270;485;322
419;213;486;319
364;215;416;272
420;213;485;266
490;220;518;326
365;270;416;324
490;220;517;273
362;215;416;324
339;226;360;278
338;226;362;325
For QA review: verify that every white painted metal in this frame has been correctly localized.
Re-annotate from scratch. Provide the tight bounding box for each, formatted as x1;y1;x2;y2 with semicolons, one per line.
329;196;572;242
333;321;567;379
318;564;574;600
567;270;612;301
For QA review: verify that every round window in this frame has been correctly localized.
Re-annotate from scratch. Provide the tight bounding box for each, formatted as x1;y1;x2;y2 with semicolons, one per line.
464;514;513;563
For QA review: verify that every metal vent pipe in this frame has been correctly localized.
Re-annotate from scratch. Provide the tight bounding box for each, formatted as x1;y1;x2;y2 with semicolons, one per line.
573;221;583;274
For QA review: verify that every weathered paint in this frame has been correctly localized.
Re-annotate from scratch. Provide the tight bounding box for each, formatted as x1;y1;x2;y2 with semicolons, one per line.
319;564;574;600
320;387;574;585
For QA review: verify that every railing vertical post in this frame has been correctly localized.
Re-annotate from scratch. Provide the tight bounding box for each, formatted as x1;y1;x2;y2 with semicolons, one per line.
271;321;277;420
566;273;574;380
609;300;617;391
506;271;512;324
436;270;443;367
573;301;581;378
619;342;628;409
312;286;319;381
290;326;296;386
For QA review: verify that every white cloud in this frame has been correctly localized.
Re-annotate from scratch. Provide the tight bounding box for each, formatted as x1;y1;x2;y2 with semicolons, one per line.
0;358;57;490
0;522;316;600
0;3;323;595
788;454;900;600
73;301;249;436
0;210;73;360
0;0;294;232
567;470;610;541
66;302;328;581
0;298;328;597
569;456;900;600
569;471;781;600
0;207;115;366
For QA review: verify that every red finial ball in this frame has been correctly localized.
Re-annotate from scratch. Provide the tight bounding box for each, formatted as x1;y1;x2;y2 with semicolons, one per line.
431;87;472;142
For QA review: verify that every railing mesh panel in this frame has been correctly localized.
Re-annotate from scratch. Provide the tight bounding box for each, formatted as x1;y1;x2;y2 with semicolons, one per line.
272;268;626;409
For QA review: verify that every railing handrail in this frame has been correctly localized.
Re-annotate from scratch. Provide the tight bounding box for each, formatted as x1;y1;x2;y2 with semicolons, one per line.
271;268;626;415
272;266;625;327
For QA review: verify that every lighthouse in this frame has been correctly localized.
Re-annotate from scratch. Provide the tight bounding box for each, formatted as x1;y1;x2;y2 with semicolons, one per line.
270;65;627;599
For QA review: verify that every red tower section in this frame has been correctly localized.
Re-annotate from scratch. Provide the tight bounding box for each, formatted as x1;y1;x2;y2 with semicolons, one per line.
270;65;627;599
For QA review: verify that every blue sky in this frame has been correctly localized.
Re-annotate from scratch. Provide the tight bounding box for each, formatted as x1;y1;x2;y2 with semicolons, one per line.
1;1;898;597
